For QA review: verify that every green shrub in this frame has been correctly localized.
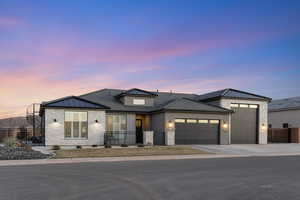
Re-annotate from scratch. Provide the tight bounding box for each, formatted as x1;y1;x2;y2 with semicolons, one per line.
76;145;82;149
92;144;98;148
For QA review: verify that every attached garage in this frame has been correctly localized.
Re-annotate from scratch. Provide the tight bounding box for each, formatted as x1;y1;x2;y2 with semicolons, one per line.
231;104;258;144
175;119;220;144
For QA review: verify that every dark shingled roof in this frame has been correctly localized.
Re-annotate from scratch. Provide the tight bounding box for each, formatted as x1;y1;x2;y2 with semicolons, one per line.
41;96;110;109
79;89;231;113
196;88;271;102
154;98;232;113
40;88;269;114
269;96;300;112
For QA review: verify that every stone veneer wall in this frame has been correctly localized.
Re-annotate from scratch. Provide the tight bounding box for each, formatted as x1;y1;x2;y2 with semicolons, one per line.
44;108;106;146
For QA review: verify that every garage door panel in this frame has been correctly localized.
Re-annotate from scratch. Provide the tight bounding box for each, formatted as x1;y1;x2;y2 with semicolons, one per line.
231;107;258;144
175;122;219;144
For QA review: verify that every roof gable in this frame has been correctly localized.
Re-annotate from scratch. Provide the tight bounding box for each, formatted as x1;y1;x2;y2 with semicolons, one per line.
154;98;232;113
116;88;158;97
42;96;110;109
197;88;271;102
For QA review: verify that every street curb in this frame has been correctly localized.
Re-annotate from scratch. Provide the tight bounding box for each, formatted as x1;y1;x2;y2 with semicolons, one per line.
0;154;243;166
1;153;300;167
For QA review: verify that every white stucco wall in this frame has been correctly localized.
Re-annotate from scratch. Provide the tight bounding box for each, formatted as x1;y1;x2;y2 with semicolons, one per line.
44;108;106;146
269;109;300;128
219;99;268;144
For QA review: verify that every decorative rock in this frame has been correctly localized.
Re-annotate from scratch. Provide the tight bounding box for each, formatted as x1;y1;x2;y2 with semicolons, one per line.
0;146;50;160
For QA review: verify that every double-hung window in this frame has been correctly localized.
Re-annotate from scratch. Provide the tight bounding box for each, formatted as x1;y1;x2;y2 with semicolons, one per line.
64;111;88;139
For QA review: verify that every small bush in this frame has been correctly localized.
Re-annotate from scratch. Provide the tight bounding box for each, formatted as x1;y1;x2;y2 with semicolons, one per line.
76;145;82;149
92;144;98;148
121;144;128;147
3;137;18;148
137;144;145;148
105;144;112;148
52;145;60;150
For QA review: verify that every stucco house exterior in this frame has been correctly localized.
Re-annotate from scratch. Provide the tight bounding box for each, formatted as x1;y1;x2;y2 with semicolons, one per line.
269;96;300;128
39;88;271;147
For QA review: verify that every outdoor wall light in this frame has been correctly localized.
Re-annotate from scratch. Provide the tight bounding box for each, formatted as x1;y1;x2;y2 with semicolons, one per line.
95;119;99;123
167;121;174;129
53;119;57;123
223;122;228;129
262;123;266;131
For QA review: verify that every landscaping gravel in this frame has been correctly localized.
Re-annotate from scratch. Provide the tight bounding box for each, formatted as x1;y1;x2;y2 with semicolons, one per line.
0;146;50;160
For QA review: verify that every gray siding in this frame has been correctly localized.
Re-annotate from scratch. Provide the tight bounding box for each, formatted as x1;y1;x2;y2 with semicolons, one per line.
151;113;165;133
126;113;136;144
269;109;300;128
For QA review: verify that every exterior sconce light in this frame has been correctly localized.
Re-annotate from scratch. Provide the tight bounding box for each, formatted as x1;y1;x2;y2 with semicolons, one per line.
262;124;266;131
53;119;57;123
95;119;99;123
223;122;228;129
167;121;174;129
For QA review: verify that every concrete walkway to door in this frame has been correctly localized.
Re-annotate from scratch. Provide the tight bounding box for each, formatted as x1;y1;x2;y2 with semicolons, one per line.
193;144;300;156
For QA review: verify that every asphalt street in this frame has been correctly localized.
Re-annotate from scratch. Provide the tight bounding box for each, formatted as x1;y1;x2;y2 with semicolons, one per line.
1;156;300;200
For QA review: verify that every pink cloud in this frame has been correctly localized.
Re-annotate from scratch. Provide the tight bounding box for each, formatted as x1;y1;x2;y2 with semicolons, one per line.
0;17;24;27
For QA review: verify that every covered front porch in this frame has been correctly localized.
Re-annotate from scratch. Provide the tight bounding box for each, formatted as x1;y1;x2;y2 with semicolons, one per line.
105;113;154;145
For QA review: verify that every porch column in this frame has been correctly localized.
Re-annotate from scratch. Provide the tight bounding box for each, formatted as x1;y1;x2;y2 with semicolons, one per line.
143;131;154;145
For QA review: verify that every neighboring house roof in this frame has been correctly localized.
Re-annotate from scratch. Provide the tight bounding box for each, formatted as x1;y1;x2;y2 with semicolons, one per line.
154;98;233;113
269;96;300;112
116;88;158;97
41;96;110;110
196;88;271;102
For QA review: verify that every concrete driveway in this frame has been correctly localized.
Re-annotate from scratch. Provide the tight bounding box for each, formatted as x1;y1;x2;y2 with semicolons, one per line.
194;144;300;156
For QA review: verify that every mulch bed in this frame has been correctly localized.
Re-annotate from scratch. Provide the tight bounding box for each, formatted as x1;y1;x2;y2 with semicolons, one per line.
0;146;50;160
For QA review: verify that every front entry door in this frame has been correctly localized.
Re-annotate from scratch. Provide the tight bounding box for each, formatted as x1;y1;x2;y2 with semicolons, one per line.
136;119;143;144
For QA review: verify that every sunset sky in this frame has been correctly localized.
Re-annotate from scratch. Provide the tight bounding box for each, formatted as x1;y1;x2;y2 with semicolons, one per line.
0;0;300;118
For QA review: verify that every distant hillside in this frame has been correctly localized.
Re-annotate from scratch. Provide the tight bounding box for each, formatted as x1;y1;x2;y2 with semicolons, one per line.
0;117;31;128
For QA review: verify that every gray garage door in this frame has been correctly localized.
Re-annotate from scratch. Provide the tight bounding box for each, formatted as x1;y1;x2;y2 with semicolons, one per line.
231;104;258;144
175;119;220;144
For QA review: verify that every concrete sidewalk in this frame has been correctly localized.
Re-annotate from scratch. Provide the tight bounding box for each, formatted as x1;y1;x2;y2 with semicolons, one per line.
194;144;300;156
0;154;243;166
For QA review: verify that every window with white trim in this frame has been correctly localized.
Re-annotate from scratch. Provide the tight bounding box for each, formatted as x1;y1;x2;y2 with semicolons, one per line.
239;104;249;108
230;103;239;108
175;119;185;123
133;99;145;105
198;119;209;123
249;104;258;108
64;111;88;139
187;119;197;123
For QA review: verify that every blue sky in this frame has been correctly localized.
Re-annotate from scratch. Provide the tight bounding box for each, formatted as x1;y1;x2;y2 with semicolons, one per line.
0;0;299;117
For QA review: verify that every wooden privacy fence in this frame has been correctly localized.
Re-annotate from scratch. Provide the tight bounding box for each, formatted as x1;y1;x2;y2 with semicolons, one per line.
268;128;300;143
